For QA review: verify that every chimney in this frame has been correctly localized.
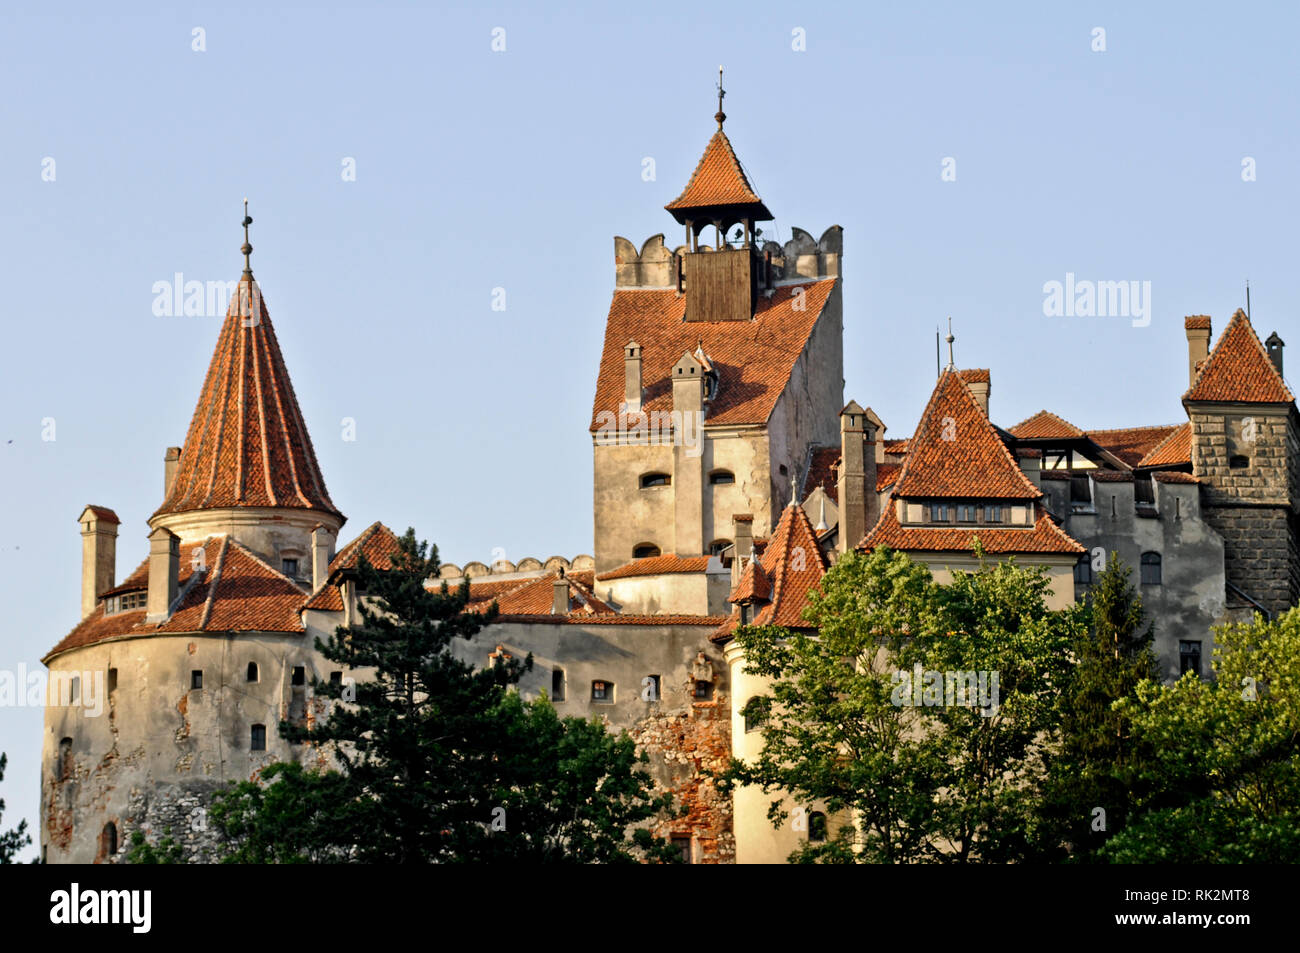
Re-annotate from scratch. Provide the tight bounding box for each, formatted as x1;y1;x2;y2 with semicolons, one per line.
79;506;119;618
1017;448;1041;491
551;569;569;615
163;446;182;498
731;515;754;587
624;340;642;412
145;526;180;623
965;371;990;417
1185;316;1212;387
1266;331;1285;378
837;402;870;553
311;524;335;591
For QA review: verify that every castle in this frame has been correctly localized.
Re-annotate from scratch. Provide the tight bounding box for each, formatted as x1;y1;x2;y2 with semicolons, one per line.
41;96;1298;865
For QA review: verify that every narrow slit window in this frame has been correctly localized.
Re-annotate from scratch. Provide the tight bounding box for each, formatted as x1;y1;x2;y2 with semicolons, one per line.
250;724;267;751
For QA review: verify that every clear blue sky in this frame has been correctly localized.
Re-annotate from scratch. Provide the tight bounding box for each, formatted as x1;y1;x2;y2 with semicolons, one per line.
2;1;1296;858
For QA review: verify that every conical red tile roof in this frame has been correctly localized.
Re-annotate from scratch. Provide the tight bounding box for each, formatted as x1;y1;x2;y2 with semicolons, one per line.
665;128;773;222
153;274;341;520
1183;309;1293;403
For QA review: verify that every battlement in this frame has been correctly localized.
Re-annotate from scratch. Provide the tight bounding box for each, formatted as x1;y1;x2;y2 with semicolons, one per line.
614;226;842;289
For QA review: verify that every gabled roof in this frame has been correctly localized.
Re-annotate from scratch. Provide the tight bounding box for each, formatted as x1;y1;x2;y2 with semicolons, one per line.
302;522;405;611
1184;309;1294;403
1009;410;1085;440
153;274;341;521
80;505;120;525
664;128;773;222
860;503;1084;556
464;571;615;618
1086;424;1183;468
715;501;829;640
589;280;836;430
802;445;841;502
1137;422;1192;468
894;369;1040;500
46;535;307;661
729;558;771;604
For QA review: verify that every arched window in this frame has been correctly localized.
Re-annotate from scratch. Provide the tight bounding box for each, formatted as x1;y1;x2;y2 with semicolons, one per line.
246;662;258;682
102;822;118;857
1140;552;1162;586
1229;454;1249;469
640;472;671;488
743;698;765;733
632;543;661;559
708;539;732;557
250;724;267;751
808;811;827;842
709;469;735;485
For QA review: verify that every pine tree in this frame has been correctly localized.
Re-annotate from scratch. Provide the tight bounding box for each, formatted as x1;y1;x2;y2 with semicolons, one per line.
0;753;31;864
1036;551;1159;860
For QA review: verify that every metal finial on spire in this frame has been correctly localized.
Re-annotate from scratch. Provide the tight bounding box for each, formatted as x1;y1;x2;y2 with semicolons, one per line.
945;317;955;369
715;65;726;128
1246;279;1251;319
241;198;254;276
790;468;799;507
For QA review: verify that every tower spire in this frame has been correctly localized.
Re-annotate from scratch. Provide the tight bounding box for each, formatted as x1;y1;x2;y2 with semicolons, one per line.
945;317;956;369
715;65;726;128
241;198;254;277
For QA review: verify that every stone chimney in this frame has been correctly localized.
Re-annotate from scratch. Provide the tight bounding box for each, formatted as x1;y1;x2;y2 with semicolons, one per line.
624;340;642;412
1185;316;1212;387
552;569;569;615
731;515;754;587
79;506;119;618
1266;331;1285;378
311;524;335;591
672;350;706;557
837;401;871;553
145;526;180;623
965;371;990;417
163;446;182;498
1017;448;1042;491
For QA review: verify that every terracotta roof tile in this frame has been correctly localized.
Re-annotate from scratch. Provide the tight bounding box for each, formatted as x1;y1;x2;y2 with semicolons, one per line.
1185;315;1212;330
1086;424;1182;468
47;535;306;660
590;281;835;431
729;558;771;603
301;522;404;611
894;369;1040;500
465;572;616;617
1009;410;1085;440
876;462;902;492
491;614;728;627
802;445;841;502
1184;309;1293;403
860;504;1084;556
959;368;990;384
82;505;120;524
1137;422;1192;468
665;128;771;219
884;438;909;455
595;554;713;581
153;275;341;521
1153;470;1198;484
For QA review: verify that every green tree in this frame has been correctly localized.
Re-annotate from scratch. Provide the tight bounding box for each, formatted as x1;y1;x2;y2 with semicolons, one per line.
124;829;184;864
212;528;679;863
1034;552;1160;861
0;753;32;863
1100;609;1300;862
727;546;1083;863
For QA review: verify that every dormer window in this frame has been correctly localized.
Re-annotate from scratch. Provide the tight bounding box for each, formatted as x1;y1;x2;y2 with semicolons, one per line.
928;503;950;523
983;505;1003;523
957;504;977;522
640;473;671;488
104;591;146;614
708;539;732;556
282;558;299;577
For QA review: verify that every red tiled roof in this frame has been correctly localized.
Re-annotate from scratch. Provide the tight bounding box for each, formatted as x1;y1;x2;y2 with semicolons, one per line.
860;504;1084;556
82;505;120;524
489;614;728;627
959;368;990;384
464;571;615;617
802;445;841;502
153;275;341;521
1185;315;1212;330
1090;471;1134;483
1009;410;1085;440
1153;471;1198;484
1137;422;1192;468
729;558;771;604
894;369;1040;500
590;281;835;431
884;438;909;455
716;501;829;640
876;462;902;492
1184;309;1294;403
302;522;405;611
665;128;771;218
1086;424;1182;468
47;535;306;660
596;554;713;581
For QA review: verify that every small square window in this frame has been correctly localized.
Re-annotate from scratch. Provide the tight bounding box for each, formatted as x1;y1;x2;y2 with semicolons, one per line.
1179;640;1202;678
671;835;692;864
191;670;203;690
644;674;661;702
591;680;613;703
929;503;950;523
957;504;977;522
282;558;299;576
329;671;343;686
694;680;713;700
984;505;1003;523
292;666;305;686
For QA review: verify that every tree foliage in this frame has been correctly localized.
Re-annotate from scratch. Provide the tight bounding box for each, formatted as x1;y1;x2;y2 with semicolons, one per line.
0;753;32;864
